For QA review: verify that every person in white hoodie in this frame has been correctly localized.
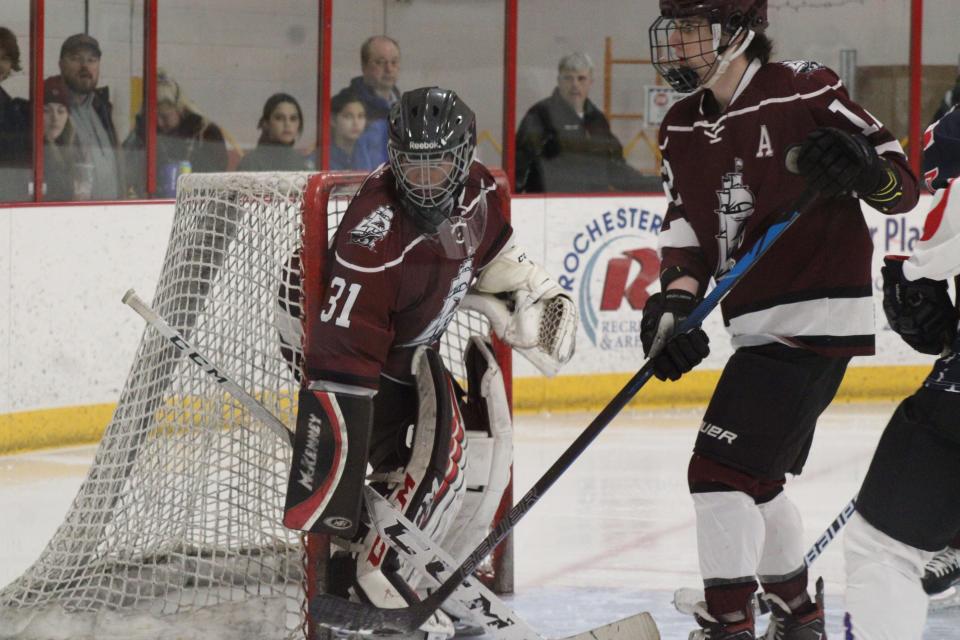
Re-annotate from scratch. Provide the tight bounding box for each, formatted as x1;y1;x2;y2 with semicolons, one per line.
844;106;960;640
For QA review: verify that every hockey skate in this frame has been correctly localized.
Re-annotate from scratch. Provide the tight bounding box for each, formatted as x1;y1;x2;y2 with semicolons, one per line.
760;578;826;640
674;590;756;639
922;546;960;596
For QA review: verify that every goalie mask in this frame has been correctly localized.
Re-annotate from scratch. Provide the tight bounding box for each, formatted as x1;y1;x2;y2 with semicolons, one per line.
388;87;484;259
649;0;768;93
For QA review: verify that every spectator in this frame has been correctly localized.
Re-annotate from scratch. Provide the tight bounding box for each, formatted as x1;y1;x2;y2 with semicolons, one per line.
238;93;312;172
0;26;30;200
48;33;123;199
42;77;82;200
329;89;378;171
338;35;401;166
515;52;645;193
124;69;228;196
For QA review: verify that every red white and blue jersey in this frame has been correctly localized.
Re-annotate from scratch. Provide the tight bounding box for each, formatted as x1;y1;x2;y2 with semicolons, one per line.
902;180;960;283
305;162;512;391
658;59;919;357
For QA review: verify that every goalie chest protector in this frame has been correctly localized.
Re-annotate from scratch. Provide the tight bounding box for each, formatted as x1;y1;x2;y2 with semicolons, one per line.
306;163;512;390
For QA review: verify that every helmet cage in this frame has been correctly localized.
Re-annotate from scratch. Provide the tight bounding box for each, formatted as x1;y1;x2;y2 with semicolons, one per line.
649;10;756;93
388;138;474;213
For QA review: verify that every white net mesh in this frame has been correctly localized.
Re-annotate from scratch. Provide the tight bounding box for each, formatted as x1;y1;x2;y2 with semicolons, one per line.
0;171;501;640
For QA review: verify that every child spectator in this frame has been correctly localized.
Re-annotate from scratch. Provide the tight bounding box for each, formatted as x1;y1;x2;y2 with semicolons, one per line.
329;89;377;171
238;93;312;172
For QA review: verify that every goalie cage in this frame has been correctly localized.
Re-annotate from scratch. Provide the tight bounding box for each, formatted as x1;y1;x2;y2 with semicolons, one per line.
0;171;514;640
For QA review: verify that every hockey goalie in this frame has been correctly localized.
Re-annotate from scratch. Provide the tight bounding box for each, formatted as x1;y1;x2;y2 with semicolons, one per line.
275;87;576;638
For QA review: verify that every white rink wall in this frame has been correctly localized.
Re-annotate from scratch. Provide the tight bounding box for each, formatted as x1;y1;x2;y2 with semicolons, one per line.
0;191;936;421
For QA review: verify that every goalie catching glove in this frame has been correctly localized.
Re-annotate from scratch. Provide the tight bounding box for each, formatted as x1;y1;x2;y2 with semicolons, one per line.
640;289;710;382
461;242;576;376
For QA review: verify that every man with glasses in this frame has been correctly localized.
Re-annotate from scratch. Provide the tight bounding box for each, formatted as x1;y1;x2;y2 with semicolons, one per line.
48;33;122;200
338;35;402;168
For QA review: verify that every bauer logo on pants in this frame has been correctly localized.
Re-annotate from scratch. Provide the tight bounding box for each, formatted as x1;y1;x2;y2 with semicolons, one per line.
699;422;738;444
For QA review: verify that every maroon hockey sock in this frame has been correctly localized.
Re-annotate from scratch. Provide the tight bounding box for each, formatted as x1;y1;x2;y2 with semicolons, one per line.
705;581;758;622
949;532;960;549
762;568;810;611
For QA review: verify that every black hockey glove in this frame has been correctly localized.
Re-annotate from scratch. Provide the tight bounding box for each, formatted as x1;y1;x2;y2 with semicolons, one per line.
796;127;886;198
641;290;710;382
881;257;958;355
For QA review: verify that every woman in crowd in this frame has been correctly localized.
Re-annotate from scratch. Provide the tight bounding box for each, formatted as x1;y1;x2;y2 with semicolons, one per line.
329;89;377;171
42;77;83;200
238;93;312;171
124;69;228;196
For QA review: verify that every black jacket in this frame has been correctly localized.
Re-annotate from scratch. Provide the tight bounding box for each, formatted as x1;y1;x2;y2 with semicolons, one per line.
237;143;311;172
0;85;31;200
515;89;644;193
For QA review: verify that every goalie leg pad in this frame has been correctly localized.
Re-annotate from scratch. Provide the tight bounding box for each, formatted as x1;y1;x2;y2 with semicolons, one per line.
440;337;513;564
352;346;466;636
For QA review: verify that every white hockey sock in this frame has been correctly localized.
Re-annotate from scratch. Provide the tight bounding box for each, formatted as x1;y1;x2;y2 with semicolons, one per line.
757;492;805;587
844;513;932;640
693;491;765;586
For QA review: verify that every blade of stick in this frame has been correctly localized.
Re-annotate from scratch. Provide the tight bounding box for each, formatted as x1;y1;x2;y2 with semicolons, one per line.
562;612;660;640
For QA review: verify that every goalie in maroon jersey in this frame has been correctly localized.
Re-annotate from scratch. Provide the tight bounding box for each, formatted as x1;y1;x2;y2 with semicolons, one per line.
276;87;576;637
645;1;919;638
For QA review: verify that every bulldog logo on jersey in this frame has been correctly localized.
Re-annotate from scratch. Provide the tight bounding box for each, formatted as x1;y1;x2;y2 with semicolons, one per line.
349;206;394;250
715;158;755;275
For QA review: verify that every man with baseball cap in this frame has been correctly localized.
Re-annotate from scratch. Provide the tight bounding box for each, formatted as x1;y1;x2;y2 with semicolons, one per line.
47;32;122;199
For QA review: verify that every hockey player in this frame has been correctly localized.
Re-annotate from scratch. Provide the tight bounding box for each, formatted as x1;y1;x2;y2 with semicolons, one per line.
645;1;919;638
844;107;960;640
277;87;576;638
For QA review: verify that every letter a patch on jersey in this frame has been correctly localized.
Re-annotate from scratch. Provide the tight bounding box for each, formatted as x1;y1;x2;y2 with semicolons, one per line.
756;124;774;158
350;206;394;250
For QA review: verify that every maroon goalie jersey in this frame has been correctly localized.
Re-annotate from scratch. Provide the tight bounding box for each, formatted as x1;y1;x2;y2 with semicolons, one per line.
306;162;511;390
658;59;919;357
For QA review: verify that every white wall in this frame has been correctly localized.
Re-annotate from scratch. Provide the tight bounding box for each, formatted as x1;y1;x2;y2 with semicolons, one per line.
0;191;936;417
0;202;172;415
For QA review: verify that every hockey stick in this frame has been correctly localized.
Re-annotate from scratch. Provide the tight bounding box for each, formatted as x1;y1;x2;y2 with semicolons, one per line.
309;186;821;636
362;486;660;640
804;496;857;567
123;289;294;447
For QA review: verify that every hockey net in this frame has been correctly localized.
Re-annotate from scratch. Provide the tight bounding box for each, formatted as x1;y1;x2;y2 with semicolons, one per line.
0;171;513;640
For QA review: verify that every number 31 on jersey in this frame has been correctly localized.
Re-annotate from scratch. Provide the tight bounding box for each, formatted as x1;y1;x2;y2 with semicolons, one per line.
320;276;362;328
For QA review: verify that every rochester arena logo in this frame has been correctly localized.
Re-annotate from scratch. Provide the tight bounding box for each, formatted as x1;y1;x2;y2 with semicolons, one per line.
557;206;663;350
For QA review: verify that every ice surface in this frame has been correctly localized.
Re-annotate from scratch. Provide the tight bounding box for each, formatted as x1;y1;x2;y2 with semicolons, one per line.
2;403;959;639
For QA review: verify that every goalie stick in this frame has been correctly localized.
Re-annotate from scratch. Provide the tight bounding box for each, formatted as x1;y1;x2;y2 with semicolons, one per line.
309;185;821;636
361;486;660;640
123;287;656;638
122;289;294;448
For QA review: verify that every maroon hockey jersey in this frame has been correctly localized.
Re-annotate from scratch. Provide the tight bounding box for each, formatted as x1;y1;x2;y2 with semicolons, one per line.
658;59;919;357
306;162;511;390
